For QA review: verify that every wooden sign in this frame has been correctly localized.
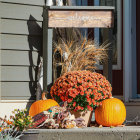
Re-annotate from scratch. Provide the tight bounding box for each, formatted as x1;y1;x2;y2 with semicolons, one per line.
48;10;113;28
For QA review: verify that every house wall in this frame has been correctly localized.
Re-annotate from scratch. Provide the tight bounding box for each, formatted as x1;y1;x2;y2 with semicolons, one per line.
0;0;44;116
0;0;44;100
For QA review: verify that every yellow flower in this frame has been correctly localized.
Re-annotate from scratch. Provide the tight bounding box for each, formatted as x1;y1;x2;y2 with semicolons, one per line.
18;119;24;123
24;109;27;112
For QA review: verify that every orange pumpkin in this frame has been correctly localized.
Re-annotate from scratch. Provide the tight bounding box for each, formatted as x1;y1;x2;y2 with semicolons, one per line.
29;92;59;117
95;98;126;127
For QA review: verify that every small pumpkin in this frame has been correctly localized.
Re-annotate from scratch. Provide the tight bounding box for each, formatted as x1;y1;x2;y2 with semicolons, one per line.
95;98;126;127
29;92;59;117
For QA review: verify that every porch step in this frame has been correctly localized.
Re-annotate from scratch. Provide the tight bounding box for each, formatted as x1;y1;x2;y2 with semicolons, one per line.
21;126;140;140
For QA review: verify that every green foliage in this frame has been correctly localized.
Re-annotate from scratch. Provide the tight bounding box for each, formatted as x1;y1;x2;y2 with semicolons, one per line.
12;109;33;131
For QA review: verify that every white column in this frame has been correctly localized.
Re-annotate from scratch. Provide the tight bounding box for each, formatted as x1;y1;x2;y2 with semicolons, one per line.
123;0;134;102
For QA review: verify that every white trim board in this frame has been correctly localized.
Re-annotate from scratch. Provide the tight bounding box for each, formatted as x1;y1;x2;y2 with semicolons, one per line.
0;101;33;118
0;100;35;103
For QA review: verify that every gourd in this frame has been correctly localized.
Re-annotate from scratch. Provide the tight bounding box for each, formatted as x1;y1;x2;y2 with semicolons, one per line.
95;98;126;127
29;92;59;117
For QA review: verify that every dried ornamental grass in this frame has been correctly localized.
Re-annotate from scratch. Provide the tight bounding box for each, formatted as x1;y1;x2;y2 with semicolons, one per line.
53;38;108;78
50;70;112;112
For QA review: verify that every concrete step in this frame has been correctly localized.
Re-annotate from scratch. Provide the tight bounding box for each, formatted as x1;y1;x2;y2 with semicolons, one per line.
21;126;140;140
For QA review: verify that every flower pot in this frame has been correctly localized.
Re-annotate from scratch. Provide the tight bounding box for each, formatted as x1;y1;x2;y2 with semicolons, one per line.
70;110;93;127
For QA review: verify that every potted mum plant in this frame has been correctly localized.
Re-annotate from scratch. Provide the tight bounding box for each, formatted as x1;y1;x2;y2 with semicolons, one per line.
50;70;112;126
51;70;112;111
51;32;112;126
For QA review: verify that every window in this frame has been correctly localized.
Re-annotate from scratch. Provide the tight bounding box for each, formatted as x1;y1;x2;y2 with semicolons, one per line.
94;0;122;70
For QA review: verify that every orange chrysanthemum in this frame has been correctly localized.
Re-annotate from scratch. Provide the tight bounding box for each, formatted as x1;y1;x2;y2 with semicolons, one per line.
50;70;112;111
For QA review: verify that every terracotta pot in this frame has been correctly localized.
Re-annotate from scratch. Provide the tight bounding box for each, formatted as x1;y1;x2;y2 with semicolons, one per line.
70;110;93;127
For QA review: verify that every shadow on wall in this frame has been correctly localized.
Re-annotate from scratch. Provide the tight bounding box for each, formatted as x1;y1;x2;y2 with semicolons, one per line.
27;15;43;102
